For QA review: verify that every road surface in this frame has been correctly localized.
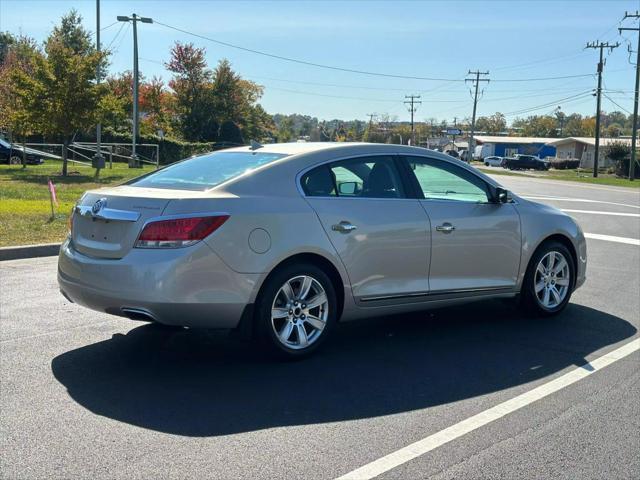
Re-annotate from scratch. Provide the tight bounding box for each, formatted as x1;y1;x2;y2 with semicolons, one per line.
1;175;639;479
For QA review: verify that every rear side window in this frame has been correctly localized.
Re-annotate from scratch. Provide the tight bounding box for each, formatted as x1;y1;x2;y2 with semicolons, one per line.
302;156;405;199
301;166;337;197
129;151;287;191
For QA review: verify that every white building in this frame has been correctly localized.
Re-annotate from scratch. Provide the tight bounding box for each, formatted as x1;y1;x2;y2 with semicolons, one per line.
545;137;633;168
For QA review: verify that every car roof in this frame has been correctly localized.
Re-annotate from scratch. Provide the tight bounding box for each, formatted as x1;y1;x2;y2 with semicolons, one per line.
222;142;369;156
216;142;503;193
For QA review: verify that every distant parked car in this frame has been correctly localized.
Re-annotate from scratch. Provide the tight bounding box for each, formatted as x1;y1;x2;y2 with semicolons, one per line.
458;149;469;162
484;156;504;167
504;154;549;171
0;138;44;165
444;149;459;159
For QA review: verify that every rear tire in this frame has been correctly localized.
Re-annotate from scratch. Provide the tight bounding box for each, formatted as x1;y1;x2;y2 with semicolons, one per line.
255;263;337;359
9;155;21;165
521;241;575;316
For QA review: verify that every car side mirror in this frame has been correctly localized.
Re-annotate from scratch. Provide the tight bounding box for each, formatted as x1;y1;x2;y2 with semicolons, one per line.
495;187;511;204
338;181;358;195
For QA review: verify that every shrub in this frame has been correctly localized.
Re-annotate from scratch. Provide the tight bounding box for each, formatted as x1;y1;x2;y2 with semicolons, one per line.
549;158;580;170
614;154;640;179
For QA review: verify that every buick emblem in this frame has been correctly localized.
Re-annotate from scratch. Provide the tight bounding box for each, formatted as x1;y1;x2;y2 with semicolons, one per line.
91;198;107;215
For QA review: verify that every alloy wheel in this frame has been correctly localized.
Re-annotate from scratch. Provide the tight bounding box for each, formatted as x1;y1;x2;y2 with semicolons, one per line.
271;275;329;350
534;251;571;309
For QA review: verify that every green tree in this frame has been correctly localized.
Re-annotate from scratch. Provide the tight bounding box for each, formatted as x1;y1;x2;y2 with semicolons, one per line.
37;10;105;176
0;31;16;66
244;104;275;142
581;117;596;137
276;116;294;142
140;76;174;137
475;112;506;134
0;34;43;168
563;114;586;136
166;42;217;141
517;115;558;137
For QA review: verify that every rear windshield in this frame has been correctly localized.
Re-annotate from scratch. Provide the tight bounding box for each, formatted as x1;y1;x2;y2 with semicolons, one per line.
129;151;288;191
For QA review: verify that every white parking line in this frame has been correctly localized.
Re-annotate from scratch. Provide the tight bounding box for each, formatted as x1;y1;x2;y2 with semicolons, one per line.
523;196;640;209
584;233;640;246
335;338;640;480
561;209;640;217
500;177;640;194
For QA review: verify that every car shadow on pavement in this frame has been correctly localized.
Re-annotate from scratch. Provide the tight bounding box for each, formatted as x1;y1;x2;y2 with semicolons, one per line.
51;300;636;437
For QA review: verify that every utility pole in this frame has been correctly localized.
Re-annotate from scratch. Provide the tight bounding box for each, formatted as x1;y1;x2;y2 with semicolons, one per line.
554;106;565;137
452;116;458;148
366;113;375;129
586;41;619;177
404;95;421;145
465;70;489;160
620;11;640;180
93;0;105;175
117;13;153;168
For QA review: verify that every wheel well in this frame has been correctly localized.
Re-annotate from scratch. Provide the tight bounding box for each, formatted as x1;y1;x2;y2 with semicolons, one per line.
259;253;345;319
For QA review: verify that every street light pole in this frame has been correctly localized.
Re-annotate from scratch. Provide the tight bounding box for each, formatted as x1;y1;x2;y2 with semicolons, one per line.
117;13;153;168
93;0;105;174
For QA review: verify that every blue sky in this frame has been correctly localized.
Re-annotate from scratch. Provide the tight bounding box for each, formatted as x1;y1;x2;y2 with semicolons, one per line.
1;0;638;123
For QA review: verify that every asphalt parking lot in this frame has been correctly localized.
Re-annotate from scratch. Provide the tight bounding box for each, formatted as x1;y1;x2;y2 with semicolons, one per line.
1;175;639;479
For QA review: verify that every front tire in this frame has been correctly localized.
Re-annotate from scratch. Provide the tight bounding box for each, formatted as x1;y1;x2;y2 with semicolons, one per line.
9;155;21;165
521;241;574;316
255;263;337;359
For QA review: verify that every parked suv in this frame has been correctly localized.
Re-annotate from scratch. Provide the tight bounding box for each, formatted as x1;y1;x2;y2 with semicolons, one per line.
503;154;549;171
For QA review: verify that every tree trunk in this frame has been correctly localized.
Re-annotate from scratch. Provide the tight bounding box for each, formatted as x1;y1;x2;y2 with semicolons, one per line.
22;137;27;169
62;139;69;177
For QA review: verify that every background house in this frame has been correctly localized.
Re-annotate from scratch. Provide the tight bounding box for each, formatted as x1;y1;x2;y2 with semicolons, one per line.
545;137;632;168
474;136;557;159
440;140;469;152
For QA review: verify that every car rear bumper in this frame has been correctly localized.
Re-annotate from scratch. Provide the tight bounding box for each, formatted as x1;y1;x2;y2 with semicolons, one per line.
57;238;260;328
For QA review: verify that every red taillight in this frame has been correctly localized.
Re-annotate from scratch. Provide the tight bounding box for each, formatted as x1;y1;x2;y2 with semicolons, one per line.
135;215;229;248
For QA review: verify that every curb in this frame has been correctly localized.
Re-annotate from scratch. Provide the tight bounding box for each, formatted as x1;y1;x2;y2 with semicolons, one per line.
0;243;61;261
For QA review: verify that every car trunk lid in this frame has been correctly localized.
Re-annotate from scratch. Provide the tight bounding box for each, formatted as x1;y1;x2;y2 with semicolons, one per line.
71;185;213;259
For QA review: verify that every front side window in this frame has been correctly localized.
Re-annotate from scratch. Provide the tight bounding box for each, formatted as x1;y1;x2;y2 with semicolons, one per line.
405;157;490;203
129;151;288;191
302;156;405;199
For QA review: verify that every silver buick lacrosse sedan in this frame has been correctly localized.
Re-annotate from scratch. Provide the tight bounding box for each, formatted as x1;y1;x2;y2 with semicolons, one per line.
58;142;586;357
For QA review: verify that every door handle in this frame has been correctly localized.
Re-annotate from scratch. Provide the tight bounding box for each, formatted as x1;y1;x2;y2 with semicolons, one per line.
435;223;456;234
332;221;358;234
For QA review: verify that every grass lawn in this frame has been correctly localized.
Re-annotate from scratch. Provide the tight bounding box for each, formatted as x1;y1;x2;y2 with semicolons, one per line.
476;166;640;188
0;161;155;247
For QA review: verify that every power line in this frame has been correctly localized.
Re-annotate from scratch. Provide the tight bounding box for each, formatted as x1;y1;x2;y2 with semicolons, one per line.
139;58;593;98
153;19;596;83
266;86;400;103
502;91;594;117
603;93;632;114
105;21;127;51
154;20;464;82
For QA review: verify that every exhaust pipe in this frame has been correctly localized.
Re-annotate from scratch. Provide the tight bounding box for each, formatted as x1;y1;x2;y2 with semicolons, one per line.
121;307;157;322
